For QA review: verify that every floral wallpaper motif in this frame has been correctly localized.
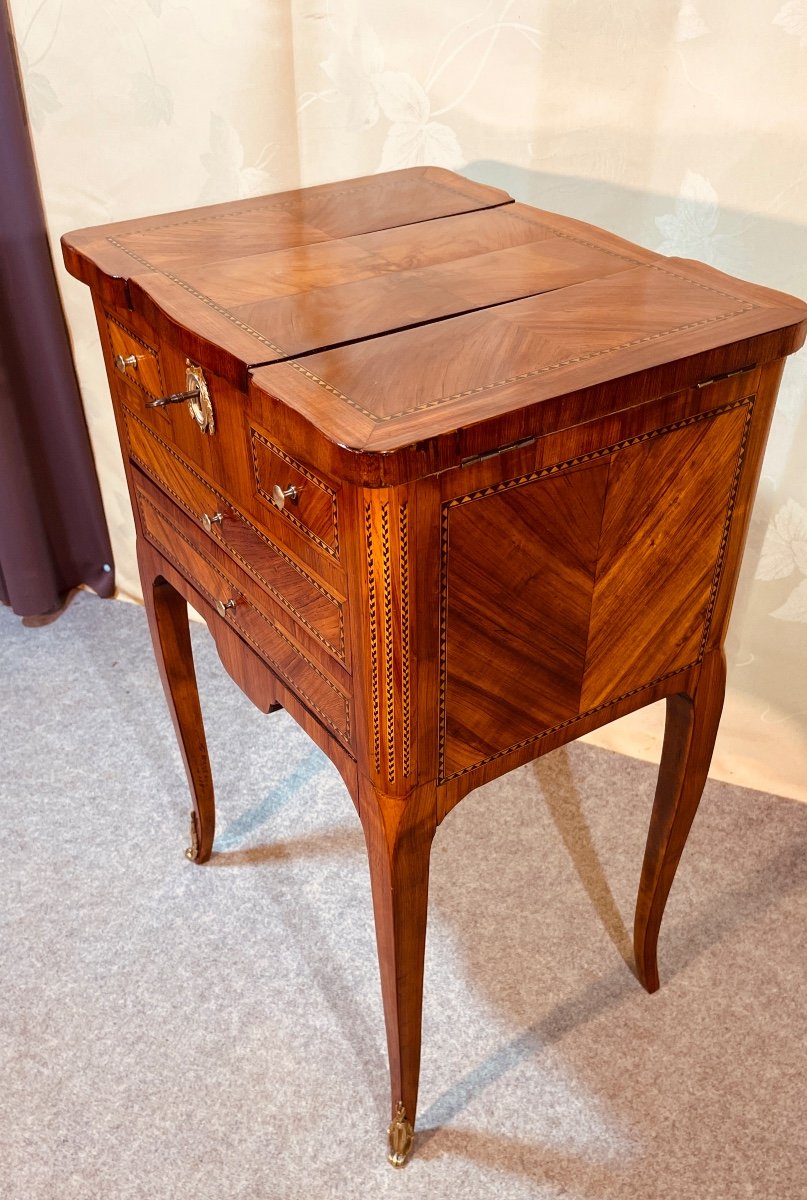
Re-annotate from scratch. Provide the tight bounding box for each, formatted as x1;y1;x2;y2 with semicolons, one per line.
13;1;61;131
199;114;275;204
675;2;709;41
757;500;807;621
655;171;721;263
774;0;807;45
9;0;807;796
313;6;541;172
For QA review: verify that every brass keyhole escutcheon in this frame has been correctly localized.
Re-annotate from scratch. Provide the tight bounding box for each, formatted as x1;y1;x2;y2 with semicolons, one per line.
185;361;215;434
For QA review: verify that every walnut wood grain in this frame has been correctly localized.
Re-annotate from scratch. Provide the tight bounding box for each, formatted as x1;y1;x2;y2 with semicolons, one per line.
252;260;806;459
63;169;807;1167
122;406;348;664
579;398;752;707
358;777;437;1141
635;647;727;993
440;460;609;778
139;540;215;863
63;166;513;344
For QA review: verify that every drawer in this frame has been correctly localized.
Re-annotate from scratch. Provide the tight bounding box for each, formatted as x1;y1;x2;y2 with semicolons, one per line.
100;302;240;499
251;428;341;559
122;407;348;665
135;480;352;747
103;312;166;402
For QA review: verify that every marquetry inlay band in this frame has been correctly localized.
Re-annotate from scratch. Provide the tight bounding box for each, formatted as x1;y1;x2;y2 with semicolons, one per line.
123;410;346;660
380;504;396;784
250;428;341;558
399;503;412;780
103;312;166;401
437;395;755;782
110;207;758;430
137;491;352;744
363;498;412;787
364;501;382;775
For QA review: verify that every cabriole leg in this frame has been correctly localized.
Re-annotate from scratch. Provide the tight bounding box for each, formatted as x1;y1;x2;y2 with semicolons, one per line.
634;647;727;992
139;544;215;864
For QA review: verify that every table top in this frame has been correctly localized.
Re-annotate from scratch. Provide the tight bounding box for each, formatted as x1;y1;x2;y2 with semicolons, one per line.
63;167;807;469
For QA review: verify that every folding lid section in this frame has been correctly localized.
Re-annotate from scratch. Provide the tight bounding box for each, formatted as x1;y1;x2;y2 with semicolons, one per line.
61;168;807;484
61;167;514;374
61;168;660;389
130;200;659;383
249;254;807;485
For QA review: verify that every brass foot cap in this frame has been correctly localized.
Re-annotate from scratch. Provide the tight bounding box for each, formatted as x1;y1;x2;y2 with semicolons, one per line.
387;1102;414;1168
185;811;199;862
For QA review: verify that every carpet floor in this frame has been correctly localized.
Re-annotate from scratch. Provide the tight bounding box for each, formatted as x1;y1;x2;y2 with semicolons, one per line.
2;591;806;1199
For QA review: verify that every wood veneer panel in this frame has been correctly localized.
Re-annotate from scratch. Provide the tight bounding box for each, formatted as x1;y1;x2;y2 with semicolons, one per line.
123;203;654;384
61;166;512;304
228;236;642;358
440;460;610;779
136;488;352;745
580;399;753;708
251;430;341;559
159;201;651;356
104;314;165;400
252;261;806;460
122;408;347;662
172;205;558;308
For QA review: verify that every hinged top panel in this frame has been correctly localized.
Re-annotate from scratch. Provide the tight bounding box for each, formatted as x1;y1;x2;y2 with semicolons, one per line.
62;166;513;367
252;254;807;463
63;168;807;481
62;166;666;389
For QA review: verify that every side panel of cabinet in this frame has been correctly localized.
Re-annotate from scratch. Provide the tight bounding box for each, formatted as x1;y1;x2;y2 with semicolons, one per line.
439;463;609;779
579;400;751;707
438;397;753;781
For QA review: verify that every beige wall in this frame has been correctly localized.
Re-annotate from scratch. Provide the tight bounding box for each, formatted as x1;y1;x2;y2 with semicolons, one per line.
11;0;807;798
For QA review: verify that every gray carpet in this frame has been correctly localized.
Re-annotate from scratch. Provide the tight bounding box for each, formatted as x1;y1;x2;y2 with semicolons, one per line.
2;591;806;1199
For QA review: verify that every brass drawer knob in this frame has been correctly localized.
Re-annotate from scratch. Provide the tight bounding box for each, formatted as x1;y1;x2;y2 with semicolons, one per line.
271;483;299;511
201;511;224;532
114;353;139;373
214;597;237;618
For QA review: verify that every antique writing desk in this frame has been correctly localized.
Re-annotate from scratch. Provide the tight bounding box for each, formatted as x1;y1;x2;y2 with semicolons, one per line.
63;168;807;1166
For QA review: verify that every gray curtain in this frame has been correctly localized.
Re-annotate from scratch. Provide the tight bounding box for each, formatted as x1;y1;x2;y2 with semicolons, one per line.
0;1;113;618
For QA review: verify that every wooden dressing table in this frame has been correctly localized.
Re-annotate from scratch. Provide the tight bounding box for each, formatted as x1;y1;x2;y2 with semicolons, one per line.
62;167;807;1166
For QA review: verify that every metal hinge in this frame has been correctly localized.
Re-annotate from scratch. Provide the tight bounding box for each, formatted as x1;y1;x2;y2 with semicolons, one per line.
461;435;536;468
696;364;756;389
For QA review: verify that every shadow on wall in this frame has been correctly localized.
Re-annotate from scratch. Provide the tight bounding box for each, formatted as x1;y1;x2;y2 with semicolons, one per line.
462;162;807;714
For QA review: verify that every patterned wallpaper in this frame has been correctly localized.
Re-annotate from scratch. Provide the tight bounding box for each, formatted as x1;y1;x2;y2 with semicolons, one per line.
10;0;807;797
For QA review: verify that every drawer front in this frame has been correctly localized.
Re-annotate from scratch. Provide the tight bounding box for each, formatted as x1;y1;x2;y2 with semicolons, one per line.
99;301;243;504
251;428;340;559
122;407;348;665
135;482;352;747
104;312;166;401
